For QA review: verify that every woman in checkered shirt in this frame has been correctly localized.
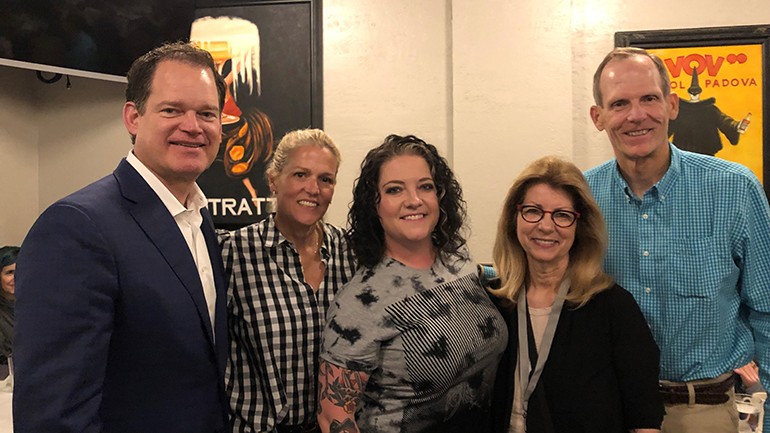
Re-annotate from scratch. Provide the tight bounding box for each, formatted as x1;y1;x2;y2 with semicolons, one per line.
220;129;356;433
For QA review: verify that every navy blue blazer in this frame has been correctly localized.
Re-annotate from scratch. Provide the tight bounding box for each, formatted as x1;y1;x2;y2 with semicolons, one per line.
14;159;229;433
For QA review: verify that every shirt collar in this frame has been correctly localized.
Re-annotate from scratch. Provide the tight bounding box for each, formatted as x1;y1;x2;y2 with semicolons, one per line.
655;143;682;199
126;150;208;217
262;213;330;259
611;142;680;203
262;213;283;249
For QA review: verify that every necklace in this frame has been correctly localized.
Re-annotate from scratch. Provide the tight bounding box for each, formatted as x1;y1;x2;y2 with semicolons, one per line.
299;224;325;291
312;223;323;256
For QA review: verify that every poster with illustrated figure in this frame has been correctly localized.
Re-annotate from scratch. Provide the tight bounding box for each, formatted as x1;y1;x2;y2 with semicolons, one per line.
616;25;770;197
191;0;321;229
649;45;763;183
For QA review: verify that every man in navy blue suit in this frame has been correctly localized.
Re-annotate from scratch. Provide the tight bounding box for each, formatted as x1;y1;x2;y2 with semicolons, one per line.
13;42;229;433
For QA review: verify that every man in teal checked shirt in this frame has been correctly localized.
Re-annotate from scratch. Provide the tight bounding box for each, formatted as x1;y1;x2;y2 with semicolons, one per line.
585;46;770;433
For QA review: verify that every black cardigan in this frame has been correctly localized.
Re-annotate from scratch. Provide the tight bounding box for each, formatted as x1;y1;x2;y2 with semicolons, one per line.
490;284;664;433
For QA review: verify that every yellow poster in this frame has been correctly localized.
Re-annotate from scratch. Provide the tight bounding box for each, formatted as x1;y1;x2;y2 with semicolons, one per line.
649;45;763;183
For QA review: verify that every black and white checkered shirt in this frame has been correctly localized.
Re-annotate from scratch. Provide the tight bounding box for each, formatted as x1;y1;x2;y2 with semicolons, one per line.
219;214;356;433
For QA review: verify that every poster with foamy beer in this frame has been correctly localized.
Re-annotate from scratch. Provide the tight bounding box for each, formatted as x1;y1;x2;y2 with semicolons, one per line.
191;2;319;228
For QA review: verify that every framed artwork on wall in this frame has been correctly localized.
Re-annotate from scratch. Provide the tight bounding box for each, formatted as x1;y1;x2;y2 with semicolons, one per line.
616;25;770;197
191;0;323;229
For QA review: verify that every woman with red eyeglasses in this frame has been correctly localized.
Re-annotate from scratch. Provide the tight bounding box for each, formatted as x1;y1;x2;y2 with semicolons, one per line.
489;156;663;433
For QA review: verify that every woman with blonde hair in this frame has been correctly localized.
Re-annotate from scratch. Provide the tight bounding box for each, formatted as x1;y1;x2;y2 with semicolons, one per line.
221;128;356;433
489;156;663;433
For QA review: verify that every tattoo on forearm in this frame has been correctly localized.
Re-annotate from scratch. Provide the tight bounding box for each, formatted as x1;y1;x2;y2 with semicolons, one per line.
318;361;365;414
329;418;357;433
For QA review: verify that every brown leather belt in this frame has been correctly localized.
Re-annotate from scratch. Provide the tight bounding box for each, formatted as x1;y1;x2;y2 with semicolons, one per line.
659;373;735;405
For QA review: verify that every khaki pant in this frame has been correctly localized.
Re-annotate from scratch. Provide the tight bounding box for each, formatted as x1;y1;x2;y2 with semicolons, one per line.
661;387;738;433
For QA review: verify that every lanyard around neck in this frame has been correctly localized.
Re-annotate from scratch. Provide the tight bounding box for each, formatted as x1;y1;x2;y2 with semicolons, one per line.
517;278;570;407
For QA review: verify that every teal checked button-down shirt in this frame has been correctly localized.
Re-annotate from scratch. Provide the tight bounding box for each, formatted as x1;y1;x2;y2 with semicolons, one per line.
585;144;770;397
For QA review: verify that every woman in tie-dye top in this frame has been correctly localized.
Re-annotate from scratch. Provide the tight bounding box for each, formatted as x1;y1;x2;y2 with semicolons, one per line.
317;134;507;433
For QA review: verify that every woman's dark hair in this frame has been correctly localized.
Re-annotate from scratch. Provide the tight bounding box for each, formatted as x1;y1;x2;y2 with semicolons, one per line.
0;246;20;270
347;134;467;269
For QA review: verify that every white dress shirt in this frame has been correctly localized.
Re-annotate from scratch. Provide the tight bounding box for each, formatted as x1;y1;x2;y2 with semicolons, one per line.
126;151;217;335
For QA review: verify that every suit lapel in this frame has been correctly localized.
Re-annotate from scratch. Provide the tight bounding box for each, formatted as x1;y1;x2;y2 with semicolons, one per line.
114;160;216;347
201;208;228;368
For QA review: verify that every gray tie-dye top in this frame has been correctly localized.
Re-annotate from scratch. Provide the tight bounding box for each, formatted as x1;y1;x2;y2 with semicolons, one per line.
320;255;508;433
